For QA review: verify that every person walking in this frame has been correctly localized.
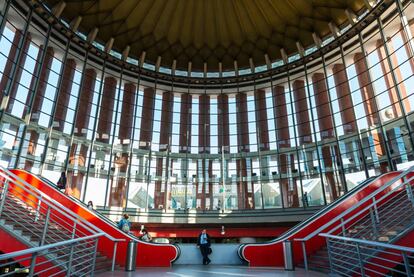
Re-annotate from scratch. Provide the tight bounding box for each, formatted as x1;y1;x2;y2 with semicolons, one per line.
196;229;211;265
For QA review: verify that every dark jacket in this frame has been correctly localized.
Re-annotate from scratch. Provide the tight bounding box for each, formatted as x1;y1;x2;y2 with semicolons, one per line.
197;233;211;247
57;175;67;189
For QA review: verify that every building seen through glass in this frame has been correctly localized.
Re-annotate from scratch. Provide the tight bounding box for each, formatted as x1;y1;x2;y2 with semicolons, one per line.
1;0;414;214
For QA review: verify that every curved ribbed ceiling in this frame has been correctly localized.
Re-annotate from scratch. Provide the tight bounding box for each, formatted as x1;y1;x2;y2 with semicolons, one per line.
43;0;369;71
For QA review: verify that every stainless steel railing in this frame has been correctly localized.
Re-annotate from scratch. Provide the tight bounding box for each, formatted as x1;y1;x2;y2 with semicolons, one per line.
319;233;414;276
294;165;414;270
237;175;377;264
315;167;414;274
0;166;124;272
0;233;104;276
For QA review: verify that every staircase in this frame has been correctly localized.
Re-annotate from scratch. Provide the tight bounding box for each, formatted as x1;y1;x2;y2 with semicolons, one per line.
0;194;117;273
277;168;414;275
0;167;120;276
298;247;330;273
317;168;414;276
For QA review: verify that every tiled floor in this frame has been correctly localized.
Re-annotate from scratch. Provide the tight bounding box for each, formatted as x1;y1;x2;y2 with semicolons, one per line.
97;265;327;277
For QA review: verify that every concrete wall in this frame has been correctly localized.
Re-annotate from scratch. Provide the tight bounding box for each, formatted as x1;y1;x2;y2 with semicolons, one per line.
174;243;243;265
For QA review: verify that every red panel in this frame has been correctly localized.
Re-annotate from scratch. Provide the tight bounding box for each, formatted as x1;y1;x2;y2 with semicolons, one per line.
8;169;179;268
242;172;409;267
0;228;61;276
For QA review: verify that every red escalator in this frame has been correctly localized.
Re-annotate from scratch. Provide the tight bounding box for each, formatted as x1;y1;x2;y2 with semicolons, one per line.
239;171;407;267
8;169;180;268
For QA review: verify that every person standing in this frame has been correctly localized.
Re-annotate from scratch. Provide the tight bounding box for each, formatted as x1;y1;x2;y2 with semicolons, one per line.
303;192;309;207
196;229;211;265
57;172;66;190
118;214;131;233
140;229;152;242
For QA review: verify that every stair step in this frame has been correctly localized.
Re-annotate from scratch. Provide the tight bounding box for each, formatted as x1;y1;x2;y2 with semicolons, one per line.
378;236;389;242
385;230;398;236
1;192;120;274
308;255;329;262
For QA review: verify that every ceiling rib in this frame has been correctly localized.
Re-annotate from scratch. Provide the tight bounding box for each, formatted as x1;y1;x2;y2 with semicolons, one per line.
42;0;368;71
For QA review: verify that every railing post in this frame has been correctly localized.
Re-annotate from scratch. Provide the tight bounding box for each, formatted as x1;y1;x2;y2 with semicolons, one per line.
90;238;99;276
34;195;42;222
28;252;37;277
404;177;414;207
325;237;334;274
66;221;77;276
40;207;51;246
283;240;294;271
402;252;412;276
369;207;378;239
340;218;346;236
355;242;365;277
0;179;9;216
301;241;308;271
66;242;75;277
112;241;118;271
372;198;380;223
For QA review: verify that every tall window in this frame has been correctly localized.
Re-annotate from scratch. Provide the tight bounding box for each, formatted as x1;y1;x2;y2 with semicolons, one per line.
228;96;238;153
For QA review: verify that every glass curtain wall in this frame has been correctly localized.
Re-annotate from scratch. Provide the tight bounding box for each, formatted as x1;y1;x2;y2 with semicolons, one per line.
1;0;414;212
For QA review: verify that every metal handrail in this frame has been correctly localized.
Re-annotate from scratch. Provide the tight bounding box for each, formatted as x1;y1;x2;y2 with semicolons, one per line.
239;176;378;246
0;170;99;239
34;173;135;242
0;166;124;242
1;167;179;267
332;180;414;238
319;233;414;253
326;174;414;235
0;233;105;260
34;171;182;257
320;233;414;276
295;165;414;242
0;166;124;271
0;233;104;276
291;166;414;270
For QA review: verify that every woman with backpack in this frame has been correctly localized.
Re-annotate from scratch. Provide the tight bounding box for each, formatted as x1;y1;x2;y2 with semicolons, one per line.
118;213;131;233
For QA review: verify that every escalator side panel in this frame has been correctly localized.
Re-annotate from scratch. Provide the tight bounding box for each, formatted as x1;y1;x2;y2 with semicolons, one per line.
242;172;404;267
9;169;178;267
0;226;61;276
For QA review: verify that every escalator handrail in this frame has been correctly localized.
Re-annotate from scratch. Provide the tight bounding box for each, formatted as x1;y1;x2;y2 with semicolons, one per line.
285;175;377;239
31;171;181;255
298;165;414;242
36;176;128;230
324;173;414;236
0;166;123;244
5;167;128;242
239;174;378;251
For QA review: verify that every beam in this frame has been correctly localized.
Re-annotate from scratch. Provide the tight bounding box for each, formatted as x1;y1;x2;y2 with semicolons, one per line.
52;1;66;18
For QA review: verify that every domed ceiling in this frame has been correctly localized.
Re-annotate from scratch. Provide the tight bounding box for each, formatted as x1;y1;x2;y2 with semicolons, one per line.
44;0;369;71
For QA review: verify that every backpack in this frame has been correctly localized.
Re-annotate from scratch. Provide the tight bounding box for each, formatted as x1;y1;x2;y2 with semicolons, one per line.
121;220;130;232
